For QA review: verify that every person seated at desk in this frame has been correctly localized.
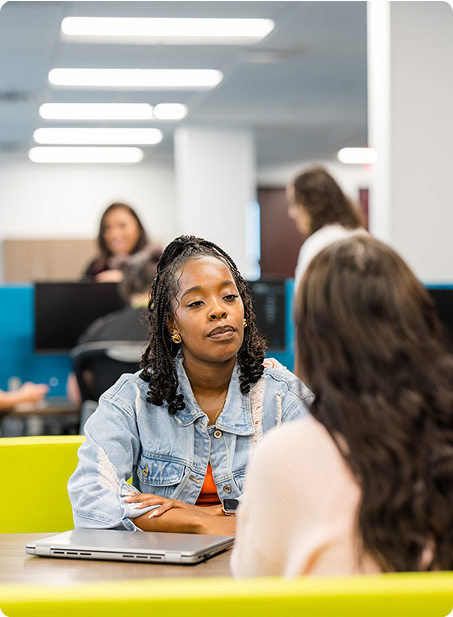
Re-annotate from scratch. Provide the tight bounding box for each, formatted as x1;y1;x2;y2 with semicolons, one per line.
231;236;453;577
0;382;48;411
68;235;313;535
67;250;160;408
79;249;159;345
83;202;161;283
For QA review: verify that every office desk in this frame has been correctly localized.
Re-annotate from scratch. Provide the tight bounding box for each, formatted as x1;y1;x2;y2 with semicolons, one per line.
1;398;80;437
2;535;453;617
0;533;233;585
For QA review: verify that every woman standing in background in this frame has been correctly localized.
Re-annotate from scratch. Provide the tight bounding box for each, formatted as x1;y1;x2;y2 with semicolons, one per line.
287;166;367;297
84;202;160;283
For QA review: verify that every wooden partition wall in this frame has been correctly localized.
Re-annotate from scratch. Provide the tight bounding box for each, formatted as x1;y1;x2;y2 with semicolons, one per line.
2;239;97;282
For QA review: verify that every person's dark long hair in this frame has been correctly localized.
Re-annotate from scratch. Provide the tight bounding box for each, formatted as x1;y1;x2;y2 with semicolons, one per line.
291;166;362;235
97;203;148;267
140;235;266;414
296;235;453;571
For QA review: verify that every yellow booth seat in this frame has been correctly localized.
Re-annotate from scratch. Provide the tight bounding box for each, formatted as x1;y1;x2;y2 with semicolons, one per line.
0;435;85;533
0;572;453;616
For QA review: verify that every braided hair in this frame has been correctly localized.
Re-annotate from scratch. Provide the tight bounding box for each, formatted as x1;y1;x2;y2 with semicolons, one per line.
139;235;266;414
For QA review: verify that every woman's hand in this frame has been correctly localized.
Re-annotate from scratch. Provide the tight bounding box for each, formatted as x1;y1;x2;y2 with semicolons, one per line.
95;269;124;283
123;492;194;518
125;494;236;534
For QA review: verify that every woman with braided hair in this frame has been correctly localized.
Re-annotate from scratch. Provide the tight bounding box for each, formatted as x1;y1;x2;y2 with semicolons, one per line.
69;235;313;535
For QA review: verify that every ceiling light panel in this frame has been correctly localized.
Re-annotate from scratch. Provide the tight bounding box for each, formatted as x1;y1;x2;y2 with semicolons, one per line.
33;128;163;145
39;103;188;121
39;103;154;120
48;69;222;90
61;17;275;45
29;147;144;164
153;104;187;120
337;148;377;164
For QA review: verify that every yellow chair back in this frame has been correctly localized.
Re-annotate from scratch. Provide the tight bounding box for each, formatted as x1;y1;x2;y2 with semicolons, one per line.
0;435;85;533
1;573;453;616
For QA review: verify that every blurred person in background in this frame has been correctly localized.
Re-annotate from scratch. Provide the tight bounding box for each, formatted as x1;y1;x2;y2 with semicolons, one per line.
287;166;367;297
0;382;48;411
67;250;160;405
232;235;453;577
83;202;161;283
79;249;159;344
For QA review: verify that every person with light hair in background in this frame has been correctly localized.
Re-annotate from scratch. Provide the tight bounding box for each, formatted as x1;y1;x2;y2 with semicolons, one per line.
232;235;453;577
287;166;367;298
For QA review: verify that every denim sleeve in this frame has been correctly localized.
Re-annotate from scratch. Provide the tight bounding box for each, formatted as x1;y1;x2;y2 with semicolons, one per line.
68;382;155;530
287;374;314;421
270;367;314;424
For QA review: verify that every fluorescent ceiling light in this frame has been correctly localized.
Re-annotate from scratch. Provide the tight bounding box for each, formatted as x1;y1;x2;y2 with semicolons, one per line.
61;17;274;45
337;147;377;164
48;69;222;90
153;103;187;120
33;127;163;145
39;103;154;120
38;103;187;121
28;147;144;164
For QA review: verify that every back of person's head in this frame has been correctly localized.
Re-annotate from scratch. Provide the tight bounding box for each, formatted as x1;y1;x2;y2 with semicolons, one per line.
295;235;453;571
290;166;362;235
118;248;161;303
98;202;148;260
139;235;266;414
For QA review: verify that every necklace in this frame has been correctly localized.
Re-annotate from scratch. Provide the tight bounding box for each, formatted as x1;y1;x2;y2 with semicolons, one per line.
209;393;228;426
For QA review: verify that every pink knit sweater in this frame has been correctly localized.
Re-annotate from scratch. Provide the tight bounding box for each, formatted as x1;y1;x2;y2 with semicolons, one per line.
230;416;381;577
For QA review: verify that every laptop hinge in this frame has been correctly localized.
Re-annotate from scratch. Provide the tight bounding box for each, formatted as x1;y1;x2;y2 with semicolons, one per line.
165;551;181;564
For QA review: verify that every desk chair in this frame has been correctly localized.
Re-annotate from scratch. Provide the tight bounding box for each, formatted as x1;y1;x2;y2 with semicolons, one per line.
71;341;144;434
0;435;85;533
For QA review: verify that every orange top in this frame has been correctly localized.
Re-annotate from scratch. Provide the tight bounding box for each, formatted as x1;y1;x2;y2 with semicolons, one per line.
195;464;221;507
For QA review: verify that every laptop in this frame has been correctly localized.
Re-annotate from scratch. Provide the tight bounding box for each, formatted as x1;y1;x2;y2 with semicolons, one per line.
25;528;234;564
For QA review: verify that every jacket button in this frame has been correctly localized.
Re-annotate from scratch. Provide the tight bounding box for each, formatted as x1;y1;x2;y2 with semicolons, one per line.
223;485;232;494
214;430;222;439
142;463;149;478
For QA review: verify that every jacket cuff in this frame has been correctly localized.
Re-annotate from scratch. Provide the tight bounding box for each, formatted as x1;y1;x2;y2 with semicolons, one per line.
119;478;159;523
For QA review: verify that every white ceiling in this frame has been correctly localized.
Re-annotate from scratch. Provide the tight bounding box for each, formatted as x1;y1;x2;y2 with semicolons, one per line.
0;1;367;169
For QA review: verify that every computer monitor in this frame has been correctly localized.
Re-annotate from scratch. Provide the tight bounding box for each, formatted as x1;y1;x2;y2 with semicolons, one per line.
34;282;126;354
248;279;286;351
427;286;453;349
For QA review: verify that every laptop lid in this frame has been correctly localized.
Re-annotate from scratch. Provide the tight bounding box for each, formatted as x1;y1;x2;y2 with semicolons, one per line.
25;528;234;564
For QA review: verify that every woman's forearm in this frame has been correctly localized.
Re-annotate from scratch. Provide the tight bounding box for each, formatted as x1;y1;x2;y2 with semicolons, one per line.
132;507;236;535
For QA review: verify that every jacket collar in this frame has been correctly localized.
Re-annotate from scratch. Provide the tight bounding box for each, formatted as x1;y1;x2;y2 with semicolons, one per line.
174;353;255;436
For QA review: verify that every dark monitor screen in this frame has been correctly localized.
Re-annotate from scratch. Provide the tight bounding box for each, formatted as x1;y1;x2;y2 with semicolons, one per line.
248;279;286;350
427;287;453;349
34;282;126;354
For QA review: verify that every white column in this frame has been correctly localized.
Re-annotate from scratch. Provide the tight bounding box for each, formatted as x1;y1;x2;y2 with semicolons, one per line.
367;1;453;282
367;0;391;244
173;126;256;276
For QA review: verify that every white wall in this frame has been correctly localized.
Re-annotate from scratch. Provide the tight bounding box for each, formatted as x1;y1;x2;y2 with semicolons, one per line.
368;1;453;283
0;153;176;280
174;126;256;275
391;1;453;283
0;151;371;281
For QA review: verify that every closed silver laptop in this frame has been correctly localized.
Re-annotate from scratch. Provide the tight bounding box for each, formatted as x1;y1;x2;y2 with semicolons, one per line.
25;528;234;564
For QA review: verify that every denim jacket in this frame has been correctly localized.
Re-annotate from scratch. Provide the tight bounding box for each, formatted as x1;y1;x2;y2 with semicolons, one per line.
68;355;313;531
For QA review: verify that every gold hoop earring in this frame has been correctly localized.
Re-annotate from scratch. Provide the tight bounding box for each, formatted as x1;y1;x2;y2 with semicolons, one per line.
243;319;248;328
171;333;182;344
